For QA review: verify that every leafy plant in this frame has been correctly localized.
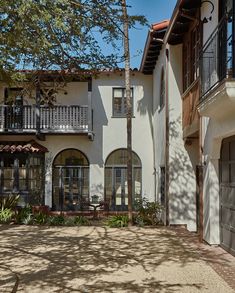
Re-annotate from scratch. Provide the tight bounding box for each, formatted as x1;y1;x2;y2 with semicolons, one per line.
74;216;90;226
47;215;65;226
33;212;48;225
0;208;13;224
0;194;20;210
106;215;129;228
134;198;164;226
15;205;33;225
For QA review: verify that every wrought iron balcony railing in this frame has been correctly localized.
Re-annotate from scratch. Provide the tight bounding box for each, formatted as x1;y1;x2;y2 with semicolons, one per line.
200;15;233;99
0;105;92;133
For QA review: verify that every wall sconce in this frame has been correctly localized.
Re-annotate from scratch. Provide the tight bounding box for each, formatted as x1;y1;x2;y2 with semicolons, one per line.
201;0;215;24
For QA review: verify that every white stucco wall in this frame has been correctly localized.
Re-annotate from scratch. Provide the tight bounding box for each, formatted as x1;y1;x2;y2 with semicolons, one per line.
152;41;197;231
168;45;197;232
0;72;155;206
152;45;166;203
200;0;235;244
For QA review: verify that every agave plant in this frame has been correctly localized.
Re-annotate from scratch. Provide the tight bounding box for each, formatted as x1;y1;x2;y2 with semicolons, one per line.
106;215;129;228
0;194;20;210
0;208;13;224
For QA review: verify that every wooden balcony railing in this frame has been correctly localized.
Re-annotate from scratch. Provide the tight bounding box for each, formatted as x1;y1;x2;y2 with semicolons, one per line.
0;105;92;134
182;80;200;138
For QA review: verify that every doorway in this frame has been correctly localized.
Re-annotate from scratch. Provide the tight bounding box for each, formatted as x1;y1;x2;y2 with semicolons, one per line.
105;149;142;211
52;149;89;211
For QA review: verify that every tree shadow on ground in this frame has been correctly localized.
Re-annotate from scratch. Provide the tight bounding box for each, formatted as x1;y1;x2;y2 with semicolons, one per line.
0;225;234;292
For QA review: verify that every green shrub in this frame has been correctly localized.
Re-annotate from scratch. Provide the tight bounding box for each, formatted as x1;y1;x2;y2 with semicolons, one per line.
0;194;20;210
16;205;33;225
64;217;76;226
33;212;48;225
47;215;65;226
134;198;163;226
0;208;13;224
74;216;90;226
106;215;129;228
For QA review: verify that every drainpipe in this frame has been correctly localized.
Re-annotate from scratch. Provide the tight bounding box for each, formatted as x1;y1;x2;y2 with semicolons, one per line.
199;116;204;242
165;47;170;226
233;0;235;77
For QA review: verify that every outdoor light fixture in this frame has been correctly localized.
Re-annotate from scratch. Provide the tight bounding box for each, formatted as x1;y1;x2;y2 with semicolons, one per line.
201;0;215;23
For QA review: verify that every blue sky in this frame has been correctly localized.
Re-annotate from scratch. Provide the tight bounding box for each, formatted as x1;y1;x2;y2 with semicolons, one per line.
127;0;177;68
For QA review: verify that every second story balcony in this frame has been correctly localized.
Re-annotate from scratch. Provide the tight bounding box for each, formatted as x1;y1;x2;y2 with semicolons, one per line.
198;15;235;119
0;104;93;137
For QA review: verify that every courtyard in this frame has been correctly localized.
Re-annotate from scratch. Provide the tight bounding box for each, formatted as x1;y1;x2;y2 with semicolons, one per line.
0;225;234;293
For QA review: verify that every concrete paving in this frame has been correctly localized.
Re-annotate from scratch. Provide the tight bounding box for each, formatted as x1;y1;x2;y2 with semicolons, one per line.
0;225;234;293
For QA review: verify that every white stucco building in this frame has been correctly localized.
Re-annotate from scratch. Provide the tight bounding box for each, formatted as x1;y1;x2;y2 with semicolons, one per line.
140;0;235;255
0;71;154;212
0;0;234;257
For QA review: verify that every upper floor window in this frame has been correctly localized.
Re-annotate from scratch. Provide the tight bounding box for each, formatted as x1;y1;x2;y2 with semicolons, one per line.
4;88;23;105
159;68;165;109
183;23;201;92
112;88;133;117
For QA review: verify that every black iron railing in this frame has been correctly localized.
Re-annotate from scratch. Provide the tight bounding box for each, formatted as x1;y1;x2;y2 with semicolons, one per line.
200;15;233;99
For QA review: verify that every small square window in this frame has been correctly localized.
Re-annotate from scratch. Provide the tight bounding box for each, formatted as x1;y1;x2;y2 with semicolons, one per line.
112;88;133;117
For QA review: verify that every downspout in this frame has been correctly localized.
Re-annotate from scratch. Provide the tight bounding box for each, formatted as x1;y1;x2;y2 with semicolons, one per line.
151;75;157;203
199;116;204;242
165;47;170;226
233;0;235;77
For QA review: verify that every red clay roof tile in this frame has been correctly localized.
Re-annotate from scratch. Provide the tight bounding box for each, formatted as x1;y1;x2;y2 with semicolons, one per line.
0;140;48;153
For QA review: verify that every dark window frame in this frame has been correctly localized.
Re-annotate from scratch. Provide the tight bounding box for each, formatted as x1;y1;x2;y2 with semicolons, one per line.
183;15;202;92
159;68;165;110
104;148;142;211
52;149;90;211
0;153;45;205
112;87;134;117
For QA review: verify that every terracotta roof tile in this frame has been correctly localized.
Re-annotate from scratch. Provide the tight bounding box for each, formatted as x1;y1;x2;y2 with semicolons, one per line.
0;140;48;153
152;20;170;32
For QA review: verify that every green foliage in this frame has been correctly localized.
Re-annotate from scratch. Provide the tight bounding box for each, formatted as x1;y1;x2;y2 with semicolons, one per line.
0;208;13;224
73;215;90;226
0;194;20;210
16;205;33;225
47;215;65;226
134;198;164;226
33;212;48;225
47;215;90;226
0;0;147;81
106;215;129;228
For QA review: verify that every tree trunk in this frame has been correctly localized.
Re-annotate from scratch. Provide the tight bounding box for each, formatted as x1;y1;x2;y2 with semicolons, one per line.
122;0;133;224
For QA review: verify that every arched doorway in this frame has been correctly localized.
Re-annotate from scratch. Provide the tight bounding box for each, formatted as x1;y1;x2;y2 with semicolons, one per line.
52;149;89;211
105;149;142;211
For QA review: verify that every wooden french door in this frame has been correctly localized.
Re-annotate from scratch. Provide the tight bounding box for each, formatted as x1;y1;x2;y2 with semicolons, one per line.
53;166;88;211
112;168;128;211
110;167;141;211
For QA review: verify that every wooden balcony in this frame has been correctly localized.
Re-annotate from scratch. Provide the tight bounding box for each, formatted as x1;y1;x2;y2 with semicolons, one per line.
182;80;200;139
0;105;93;137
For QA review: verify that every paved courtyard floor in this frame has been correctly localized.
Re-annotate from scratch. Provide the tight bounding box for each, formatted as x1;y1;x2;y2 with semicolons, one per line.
0;225;234;293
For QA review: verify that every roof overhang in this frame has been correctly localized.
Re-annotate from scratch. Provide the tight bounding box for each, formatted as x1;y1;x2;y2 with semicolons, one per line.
140;20;169;75
0;140;48;153
165;0;201;45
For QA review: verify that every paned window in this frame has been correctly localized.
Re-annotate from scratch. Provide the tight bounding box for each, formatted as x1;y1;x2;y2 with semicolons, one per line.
183;22;201;92
0;153;44;205
52;149;89;211
113;88;133;117
105;149;141;211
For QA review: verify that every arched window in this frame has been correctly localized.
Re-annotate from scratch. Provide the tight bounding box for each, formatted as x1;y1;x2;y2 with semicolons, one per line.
160;67;165;109
52;149;89;211
105;149;142;211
